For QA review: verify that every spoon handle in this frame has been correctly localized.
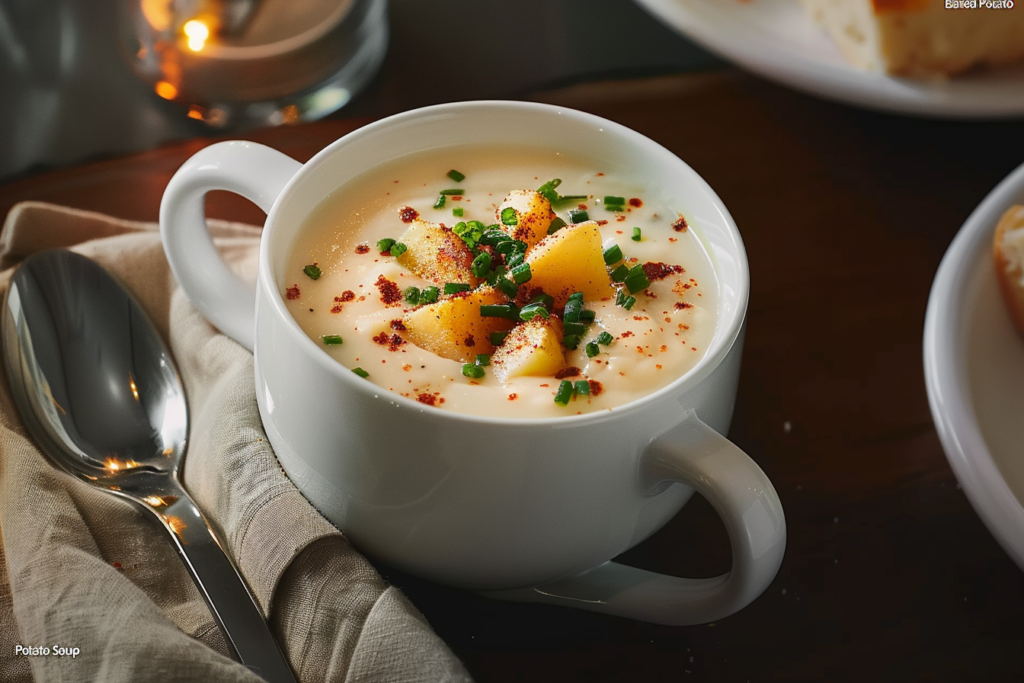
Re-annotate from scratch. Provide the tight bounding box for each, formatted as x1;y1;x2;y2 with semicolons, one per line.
152;485;297;683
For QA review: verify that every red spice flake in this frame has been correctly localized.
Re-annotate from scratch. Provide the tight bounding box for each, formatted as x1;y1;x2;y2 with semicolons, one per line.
615;215;626;222
462;334;476;347
628;197;643;208
450;196;462;201
390;319;407;331
399;206;419;223
596;172;605;176
539;383;549;388
672;280;692;295
636;346;644;354
660;344;668;352
675;302;693;310
417;393;437;406
588;380;603;396
633;315;646;321
113;562;122;568
691;347;697;351
373;332;406;351
508;393;518;401
668;237;678;243
286;285;301;300
642;262;685;282
355;243;371;254
672;215;689;232
372;332;389;345
337;291;355;302
375;275;403;306
577;203;588;210
620;331;635;338
596;220;609;226
555;366;581;379
331;304;343;314
656;364;662;370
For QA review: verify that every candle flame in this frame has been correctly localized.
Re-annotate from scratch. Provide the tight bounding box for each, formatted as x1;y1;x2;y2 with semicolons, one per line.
129;373;139;401
183;19;210;52
155;80;178;100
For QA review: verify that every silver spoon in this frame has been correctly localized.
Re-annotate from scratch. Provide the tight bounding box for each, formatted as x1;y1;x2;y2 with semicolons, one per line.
1;249;296;683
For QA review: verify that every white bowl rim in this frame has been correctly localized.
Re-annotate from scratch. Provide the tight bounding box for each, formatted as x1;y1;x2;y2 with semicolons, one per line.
923;159;1024;570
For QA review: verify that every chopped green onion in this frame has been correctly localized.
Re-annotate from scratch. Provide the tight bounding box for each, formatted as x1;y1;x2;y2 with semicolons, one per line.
505;252;525;268
462;363;485;379
603;245;623;265
556;195;588;205
452;207;464;217
471;251;492;278
554;380;574;406
490;330;509;345
615;290;626;306
596;331;614;345
480;304;520;320
530;292;554;309
447;169;465;182
562;334;580;350
494;240;518;255
420;286;440;304
568;209;589;224
568;291;584;302
403;286;420;305
563;321;587;337
632;227;642;242
444;283;472;295
390;242;408;258
475;354;491;366
500;207;518;226
519;303;550;321
353;367;369;378
511;262;532;285
610;264;629;282
537;178;563;204
440;188;465;195
622;296;636;310
547;217;566;235
604;195;626;206
466;219;486;232
579;309;596;323
480;229;511;246
433;195;446;209
322;335;344;345
377;238;396;253
585;341;600;358
563;298;582;323
575;380;590;396
496;278;519;299
624;264;651;294
303;264;322;280
486;265;507;286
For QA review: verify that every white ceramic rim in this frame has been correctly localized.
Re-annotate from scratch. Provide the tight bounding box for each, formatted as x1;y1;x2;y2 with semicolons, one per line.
258;100;749;426
924;160;1024;570
633;0;1024;119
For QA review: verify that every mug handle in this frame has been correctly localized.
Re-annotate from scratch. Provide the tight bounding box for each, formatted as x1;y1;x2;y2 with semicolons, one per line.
160;141;303;351
482;412;786;625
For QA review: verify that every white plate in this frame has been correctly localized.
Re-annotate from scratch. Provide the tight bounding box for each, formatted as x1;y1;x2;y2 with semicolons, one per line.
634;0;1024;118
925;161;1024;571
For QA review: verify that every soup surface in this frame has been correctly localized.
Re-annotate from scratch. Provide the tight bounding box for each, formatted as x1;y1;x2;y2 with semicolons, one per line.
284;146;719;418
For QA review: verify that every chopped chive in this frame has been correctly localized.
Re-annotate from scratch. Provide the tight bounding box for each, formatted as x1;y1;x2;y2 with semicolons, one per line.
462;363;485;379
563;321;587;337
585;341;600;358
603;244;623;265
453;206;464;217
480;229;511;246
390;242;408;258
575;380;590;396
568;209;589;224
632;227;642;242
519;303;550;321
496;277;519;299
615;289;626;306
377;238;396;253
579;309;596;323
604;195;626;206
501;207;518;226
554;380;574;406
563;298;582;323
353;367;369;378
562;334;581;350
444;283;472;295
486;265;507;286
555;195;588;205
420;286;440;304
547;217;566;235
610;264;629;282
471;251;492;278
529;292;554;309
322;335;344;345
447;169;466;182
568;291;584;302
624;264;651;294
480;304;520;320
511;262;532;285
475;354;491;366
505;252;525;268
403;286;420;305
490;330;509;345
440;188;465;195
596;331;614;345
537;178;562;203
433;194;446;209
303;264;322;280
622;296;636;310
494;240;518;255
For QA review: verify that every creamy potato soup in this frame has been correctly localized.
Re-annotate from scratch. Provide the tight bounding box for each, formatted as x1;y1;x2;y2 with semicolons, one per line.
284;146;718;418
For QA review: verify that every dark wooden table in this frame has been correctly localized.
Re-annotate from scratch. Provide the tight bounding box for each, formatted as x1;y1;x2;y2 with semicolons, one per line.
3;70;1023;682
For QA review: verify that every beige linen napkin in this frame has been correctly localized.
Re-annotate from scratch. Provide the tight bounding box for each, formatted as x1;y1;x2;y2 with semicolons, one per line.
0;202;472;683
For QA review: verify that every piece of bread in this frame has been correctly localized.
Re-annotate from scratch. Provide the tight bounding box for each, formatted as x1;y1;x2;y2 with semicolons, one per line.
800;0;1024;77
993;204;1024;337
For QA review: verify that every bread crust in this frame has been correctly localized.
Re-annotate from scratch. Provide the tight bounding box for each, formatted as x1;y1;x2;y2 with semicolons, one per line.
993;205;1024;338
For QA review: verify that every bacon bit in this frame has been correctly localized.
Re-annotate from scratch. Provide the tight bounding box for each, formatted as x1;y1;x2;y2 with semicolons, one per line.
620;331;634;338
588;380;603;396
417;393;437;406
508;393;518;401
629;198;643;208
390;319;407;331
464;334;476;347
286;285;300;300
338;291;355;302
555;367;581;379
672;215;689;232
375;275;403;306
642;262;685;282
399;206;419;223
675;302;693;310
355;243;371;254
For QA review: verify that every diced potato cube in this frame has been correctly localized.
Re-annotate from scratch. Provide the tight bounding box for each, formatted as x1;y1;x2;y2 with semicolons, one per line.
524;221;614;308
492;318;566;383
496;190;556;250
396;219;477;286
403;286;514;362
